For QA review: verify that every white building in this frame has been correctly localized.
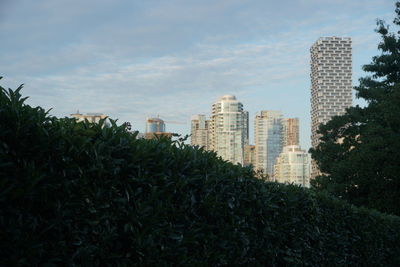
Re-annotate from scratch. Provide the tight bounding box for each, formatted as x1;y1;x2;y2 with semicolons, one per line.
191;114;210;150
70;112;107;123
254;110;283;177
70;112;111;128
310;37;352;178
274;145;311;187
209;95;248;165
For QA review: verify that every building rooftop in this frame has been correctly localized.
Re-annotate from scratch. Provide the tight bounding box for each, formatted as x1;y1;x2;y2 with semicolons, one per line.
219;94;236;101
146;117;164;123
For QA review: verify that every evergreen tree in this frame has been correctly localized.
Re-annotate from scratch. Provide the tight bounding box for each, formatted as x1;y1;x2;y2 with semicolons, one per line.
310;2;400;215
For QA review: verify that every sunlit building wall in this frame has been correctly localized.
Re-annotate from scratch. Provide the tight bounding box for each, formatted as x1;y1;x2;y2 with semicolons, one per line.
144;132;173;140
71;112;107;123
190;114;210;150
70;111;111;128
209;95;248;165
274;145;311;187
243;144;256;167
282;118;299;147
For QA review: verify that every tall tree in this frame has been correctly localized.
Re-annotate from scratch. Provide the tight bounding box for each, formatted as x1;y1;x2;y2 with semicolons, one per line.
310;2;400;215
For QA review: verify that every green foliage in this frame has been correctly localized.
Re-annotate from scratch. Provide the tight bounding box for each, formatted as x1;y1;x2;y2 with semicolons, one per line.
1;79;400;266
310;2;400;215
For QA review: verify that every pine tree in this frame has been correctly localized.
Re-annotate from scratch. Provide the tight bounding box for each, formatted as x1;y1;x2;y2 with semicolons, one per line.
310;2;400;215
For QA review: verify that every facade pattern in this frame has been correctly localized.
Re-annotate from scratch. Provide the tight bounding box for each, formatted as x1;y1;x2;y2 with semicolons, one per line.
310;36;352;178
282;118;299;147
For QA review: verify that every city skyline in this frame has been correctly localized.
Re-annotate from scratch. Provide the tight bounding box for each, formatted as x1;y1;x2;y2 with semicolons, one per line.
0;0;395;150
190;100;302;179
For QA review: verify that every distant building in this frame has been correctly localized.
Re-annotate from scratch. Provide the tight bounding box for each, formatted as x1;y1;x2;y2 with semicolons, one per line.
146;117;166;133
70;111;110;127
274;145;311;187
70;111;107;123
243;144;256;167
209;95;248;165
144;132;173;140
282;118;299;147
243;110;250;146
190;114;210;150
310;37;352;178
254;110;283;176
144;117;174;140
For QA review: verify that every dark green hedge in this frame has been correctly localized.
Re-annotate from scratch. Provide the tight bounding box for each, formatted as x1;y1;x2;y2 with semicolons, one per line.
1;82;400;266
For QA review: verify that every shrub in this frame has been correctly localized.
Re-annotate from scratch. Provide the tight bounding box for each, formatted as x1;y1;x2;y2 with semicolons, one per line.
1;81;399;266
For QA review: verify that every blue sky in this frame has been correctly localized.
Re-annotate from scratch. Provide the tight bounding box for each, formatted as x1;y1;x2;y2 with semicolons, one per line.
0;0;396;149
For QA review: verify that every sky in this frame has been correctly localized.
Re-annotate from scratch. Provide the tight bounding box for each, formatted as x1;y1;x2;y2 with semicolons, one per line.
0;0;397;150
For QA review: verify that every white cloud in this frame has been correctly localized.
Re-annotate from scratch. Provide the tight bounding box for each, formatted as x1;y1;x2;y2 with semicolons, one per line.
0;0;397;148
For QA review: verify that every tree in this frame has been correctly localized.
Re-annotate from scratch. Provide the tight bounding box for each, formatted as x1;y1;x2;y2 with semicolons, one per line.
310;2;400;215
1;78;400;266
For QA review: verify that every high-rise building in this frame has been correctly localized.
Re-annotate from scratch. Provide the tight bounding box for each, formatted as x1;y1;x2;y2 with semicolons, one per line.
191;114;210;149
254;110;283;177
209;95;248;165
243;144;256;167
243;110;249;146
274;145;311;188
310;36;352;178
282;118;299;147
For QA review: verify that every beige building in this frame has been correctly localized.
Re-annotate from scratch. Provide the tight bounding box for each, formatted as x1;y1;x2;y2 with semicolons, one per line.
144;132;173;140
282;118;299;147
209;95;248;165
190;114;210;150
71;112;107;123
243;145;256;167
274;145;311;187
254;110;283;177
310;37;352;178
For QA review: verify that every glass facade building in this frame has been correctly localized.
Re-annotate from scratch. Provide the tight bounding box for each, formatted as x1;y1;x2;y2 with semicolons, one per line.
254;110;283;177
145;117;166;133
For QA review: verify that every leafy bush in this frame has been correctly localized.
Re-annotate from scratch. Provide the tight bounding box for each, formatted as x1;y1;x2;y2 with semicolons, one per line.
1;81;400;266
